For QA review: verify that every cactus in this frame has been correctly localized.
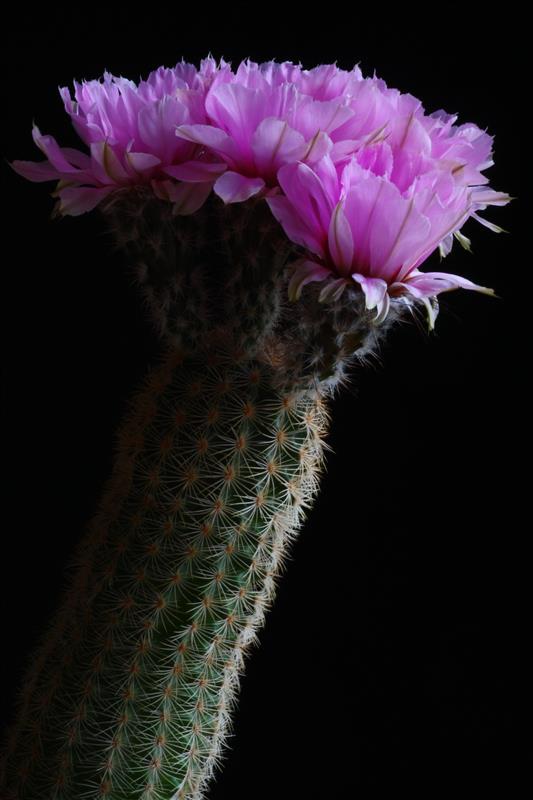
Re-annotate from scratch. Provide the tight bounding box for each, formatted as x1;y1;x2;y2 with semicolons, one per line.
3;56;510;800
0;193;402;800
1;339;326;799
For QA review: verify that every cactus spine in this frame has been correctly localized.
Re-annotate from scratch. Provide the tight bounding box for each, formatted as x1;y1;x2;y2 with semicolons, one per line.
0;191;408;799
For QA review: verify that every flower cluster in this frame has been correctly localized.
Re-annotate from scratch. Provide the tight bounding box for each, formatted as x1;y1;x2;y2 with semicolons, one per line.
10;57;510;327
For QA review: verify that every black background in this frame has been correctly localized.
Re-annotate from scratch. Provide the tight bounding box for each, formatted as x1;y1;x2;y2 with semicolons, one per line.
1;6;526;797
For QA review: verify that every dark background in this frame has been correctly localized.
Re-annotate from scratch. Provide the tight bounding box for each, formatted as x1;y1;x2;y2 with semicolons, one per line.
1;6;526;797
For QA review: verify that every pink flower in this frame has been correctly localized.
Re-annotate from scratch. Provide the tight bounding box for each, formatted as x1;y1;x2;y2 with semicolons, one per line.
174;59;363;204
329;75;510;257
10;56;511;331
221;59;364;101
9;58;226;216
267;149;510;329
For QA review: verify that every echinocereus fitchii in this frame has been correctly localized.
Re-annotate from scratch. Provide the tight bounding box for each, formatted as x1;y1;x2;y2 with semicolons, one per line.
2;57;511;800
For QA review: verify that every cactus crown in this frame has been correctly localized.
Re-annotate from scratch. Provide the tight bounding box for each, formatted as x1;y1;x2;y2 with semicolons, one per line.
9;56;510;359
101;188;407;397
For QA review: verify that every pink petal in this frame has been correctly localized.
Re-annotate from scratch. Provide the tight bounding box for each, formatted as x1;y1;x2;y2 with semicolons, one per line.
54;185;116;216
439;233;454;258
163;160;226;182
9;159;60;182
124;151;162;173
355;140;393;179
276;162;334;251
301;131;333;164
251;118;306;178
367;189;431;281
470;212;507;234
59;148;91;169
373;291;391;325
90;141;130;183
266;195;325;258
213;172;265;203
331;139;360;163
327;200;354;274
389;112;432;155
138;96;191;164
175;123;231;150
342;171;388;272
351;273;389;310
296;98;355;139
170;181;213;215
175;124;239;165
151;178;180;201
471;188;511;208
399;202;472;280
401;270;496;298
287;259;333;301
150;178;211;214
318;278;350;303
32;125;82;174
205;83;265;153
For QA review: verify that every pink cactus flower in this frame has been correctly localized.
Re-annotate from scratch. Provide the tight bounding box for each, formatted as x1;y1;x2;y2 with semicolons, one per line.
174;59;364;204
9;58;226;216
220;58;364;101
9;56;510;332
323;75;510;259
267;145;510;329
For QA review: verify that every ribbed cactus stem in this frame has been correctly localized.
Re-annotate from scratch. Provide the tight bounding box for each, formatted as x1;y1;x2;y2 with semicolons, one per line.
1;191;411;800
1;331;335;800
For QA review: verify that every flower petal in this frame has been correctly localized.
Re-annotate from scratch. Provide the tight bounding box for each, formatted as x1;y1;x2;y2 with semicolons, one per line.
318;277;349;303
351;273;389;310
150;178;212;214
31;124;83;174
90;141;130;183
470;187;512;208
9;159;60;182
267;195;324;258
296;98;355;139
54;185;117;216
59;148;91;169
438;233;454;259
138;95;191;163
171;181;213;215
301;131;333;164
213;172;265;203
287;259;332;301
403;270;496;297
327;200;354;273
471;212;508;234
275;161;336;255
251;118;306;177
373;291;391;325
205;83;265;156
175;124;239;163
163;160;226;182
368;190;431;281
124;151;162;173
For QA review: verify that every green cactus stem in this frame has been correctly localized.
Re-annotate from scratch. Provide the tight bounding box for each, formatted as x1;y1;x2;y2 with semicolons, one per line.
0;193;409;800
